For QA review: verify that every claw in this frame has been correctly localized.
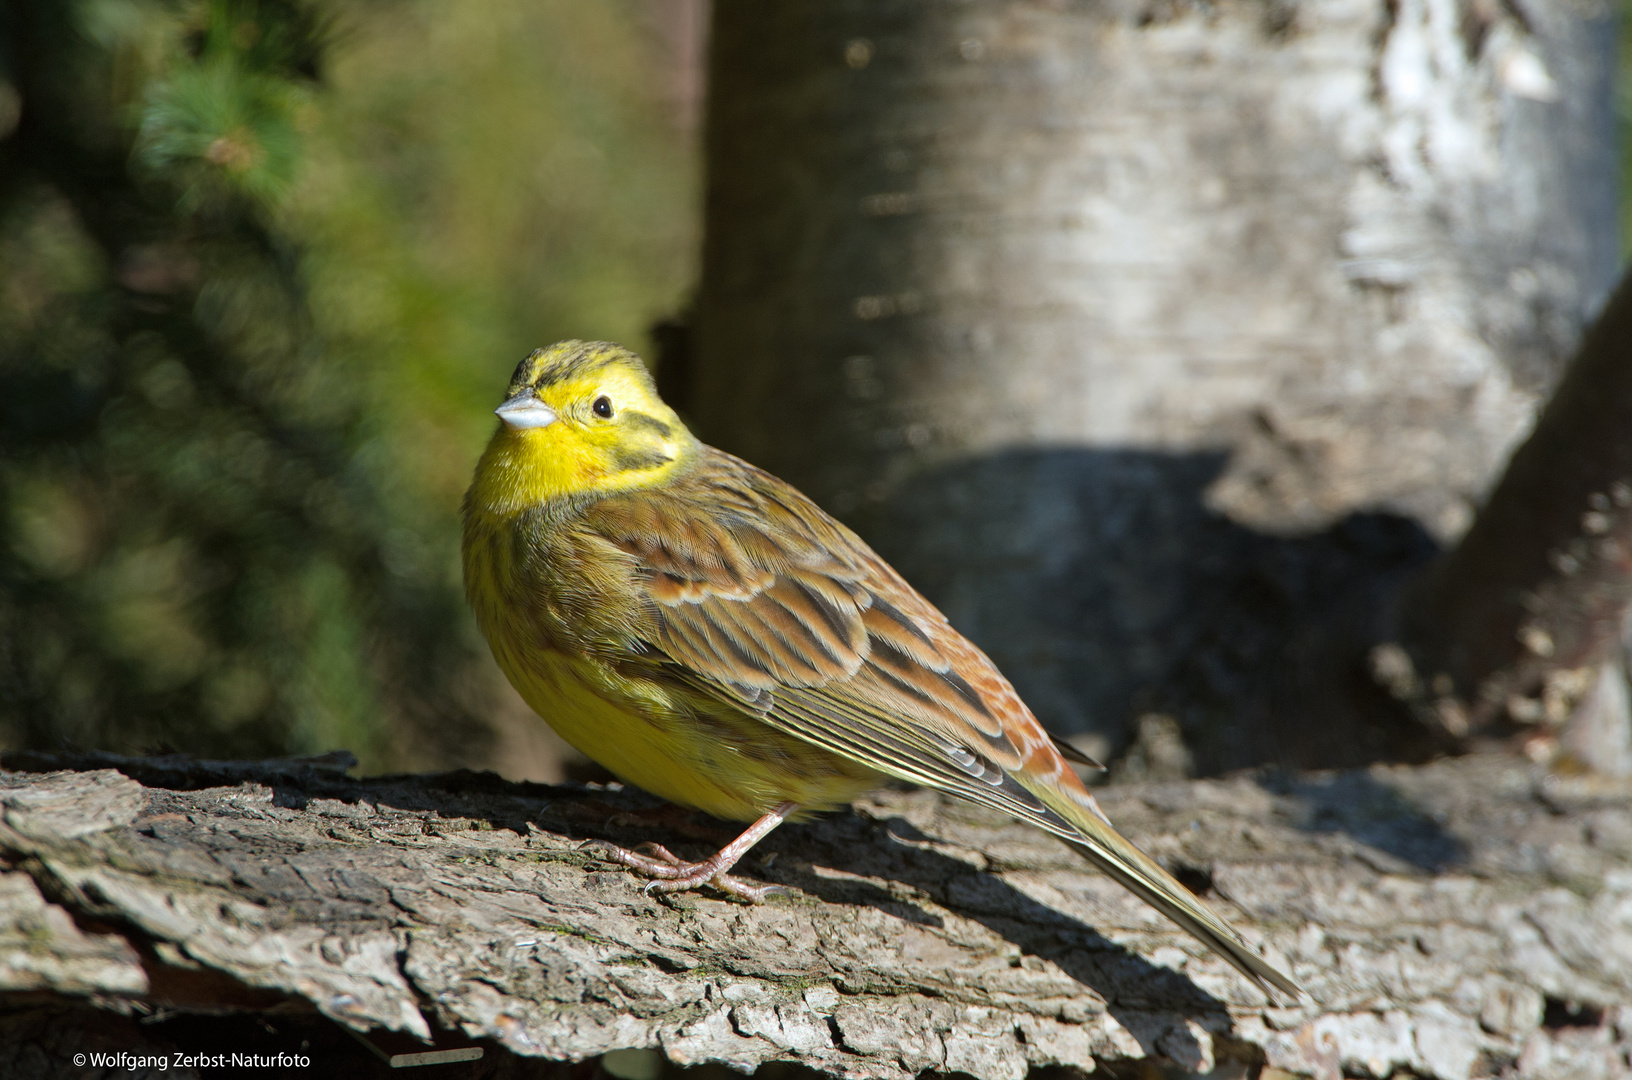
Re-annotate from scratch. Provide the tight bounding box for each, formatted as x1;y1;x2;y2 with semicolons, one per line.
632;841;683;865
581;802;799;904
645;866;786;903
601;841;780;901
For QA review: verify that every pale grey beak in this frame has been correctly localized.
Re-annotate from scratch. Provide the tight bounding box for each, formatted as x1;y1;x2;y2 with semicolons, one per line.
495;391;558;430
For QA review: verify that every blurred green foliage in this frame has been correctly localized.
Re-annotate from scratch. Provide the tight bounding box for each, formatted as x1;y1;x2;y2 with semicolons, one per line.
0;0;696;770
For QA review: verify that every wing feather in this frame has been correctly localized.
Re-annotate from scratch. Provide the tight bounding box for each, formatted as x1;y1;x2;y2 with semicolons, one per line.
587;451;1037;772
590;451;1142;843
581;448;1301;1000
660;601;776;686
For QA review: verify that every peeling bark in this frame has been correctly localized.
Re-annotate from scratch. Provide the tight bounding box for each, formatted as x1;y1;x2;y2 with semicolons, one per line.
1;750;1630;1079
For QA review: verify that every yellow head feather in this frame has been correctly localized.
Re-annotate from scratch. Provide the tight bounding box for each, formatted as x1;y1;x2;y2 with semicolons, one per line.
466;341;696;516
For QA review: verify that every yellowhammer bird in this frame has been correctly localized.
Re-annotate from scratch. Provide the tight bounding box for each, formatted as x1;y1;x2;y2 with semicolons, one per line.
462;340;1301;1000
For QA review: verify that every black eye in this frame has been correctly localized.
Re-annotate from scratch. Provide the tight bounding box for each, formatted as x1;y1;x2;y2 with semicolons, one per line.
592;396;613;418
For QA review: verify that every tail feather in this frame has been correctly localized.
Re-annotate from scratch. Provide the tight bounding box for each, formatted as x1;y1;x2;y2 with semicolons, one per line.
1033;782;1304;1001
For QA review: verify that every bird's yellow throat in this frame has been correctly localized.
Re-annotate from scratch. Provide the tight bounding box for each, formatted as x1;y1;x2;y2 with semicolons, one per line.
468;425;681;515
466;354;695;517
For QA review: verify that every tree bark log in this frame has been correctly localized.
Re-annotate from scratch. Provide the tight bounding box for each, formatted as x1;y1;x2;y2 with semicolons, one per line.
2;750;1630;1079
1381;270;1632;768
684;0;1618;773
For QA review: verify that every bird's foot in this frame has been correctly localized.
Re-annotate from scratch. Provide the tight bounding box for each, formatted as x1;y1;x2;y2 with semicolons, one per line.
590;841;786;903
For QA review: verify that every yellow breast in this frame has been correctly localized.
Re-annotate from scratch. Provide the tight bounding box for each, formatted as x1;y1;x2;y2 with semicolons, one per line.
462;466;880;822
488;630;878;821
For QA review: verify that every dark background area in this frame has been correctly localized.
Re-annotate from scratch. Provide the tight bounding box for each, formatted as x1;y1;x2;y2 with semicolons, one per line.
0;0;702;779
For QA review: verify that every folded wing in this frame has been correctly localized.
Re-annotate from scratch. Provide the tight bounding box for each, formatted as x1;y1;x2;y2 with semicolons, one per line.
586;449;1301;1000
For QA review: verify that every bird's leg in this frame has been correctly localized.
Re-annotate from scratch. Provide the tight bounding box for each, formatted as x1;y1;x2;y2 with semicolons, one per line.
594;801;796;902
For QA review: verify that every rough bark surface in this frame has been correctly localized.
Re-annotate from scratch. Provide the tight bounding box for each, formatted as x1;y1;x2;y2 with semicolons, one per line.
2;750;1630;1080
686;0;1619;771
1380;270;1632;769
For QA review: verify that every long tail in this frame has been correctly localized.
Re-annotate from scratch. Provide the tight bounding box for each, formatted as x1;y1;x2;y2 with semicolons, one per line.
1027;776;1304;1001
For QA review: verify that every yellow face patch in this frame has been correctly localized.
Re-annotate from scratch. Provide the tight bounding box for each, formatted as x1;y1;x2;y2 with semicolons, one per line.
468;343;696;515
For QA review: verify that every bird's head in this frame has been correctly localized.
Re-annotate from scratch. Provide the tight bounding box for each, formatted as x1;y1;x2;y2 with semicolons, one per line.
471;341;696;512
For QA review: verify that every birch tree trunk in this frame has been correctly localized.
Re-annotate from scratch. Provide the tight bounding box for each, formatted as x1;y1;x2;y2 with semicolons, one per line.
684;0;1619;772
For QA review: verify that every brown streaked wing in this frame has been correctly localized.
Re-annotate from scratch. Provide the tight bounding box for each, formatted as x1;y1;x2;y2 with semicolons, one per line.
591;447;1053;786
590;451;1152;917
581;449;1300;1000
587;460;871;690
841;542;1059;771
661;660;1065;833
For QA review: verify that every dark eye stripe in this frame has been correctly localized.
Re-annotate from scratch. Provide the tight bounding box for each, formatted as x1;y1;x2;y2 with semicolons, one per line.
624;411;672;438
613;447;674;472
